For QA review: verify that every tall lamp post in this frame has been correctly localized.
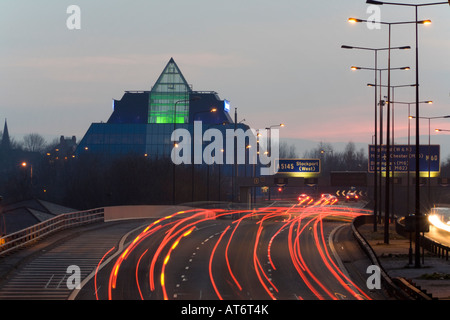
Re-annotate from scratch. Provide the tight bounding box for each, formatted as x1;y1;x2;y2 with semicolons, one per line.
172;97;200;205
345;53;411;231
410;114;450;204
21;162;33;189
264;124;284;201
366;0;449;269
348;16;431;245
265;124;285;157
389;100;433;216
191;107;217;202
367;84;416;226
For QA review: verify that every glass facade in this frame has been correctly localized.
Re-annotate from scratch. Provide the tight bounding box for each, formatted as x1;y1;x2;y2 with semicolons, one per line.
145;124;184;158
82;124;147;155
148;59;191;124
76;58;246;177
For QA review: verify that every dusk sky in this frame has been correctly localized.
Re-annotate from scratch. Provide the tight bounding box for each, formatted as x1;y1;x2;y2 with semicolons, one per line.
1;1;449;157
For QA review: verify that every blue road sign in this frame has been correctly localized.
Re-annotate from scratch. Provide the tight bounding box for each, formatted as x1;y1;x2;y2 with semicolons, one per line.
368;144;440;174
276;159;321;176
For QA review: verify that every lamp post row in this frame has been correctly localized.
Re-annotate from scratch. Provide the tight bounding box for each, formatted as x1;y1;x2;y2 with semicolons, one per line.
344;0;449;268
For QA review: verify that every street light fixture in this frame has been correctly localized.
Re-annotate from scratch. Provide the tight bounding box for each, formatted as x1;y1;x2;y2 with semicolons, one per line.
390;101;432;207
21;161;33;192
368;83;417;226
348;17;432;25
350;63;410;231
366;0;449;268
389;99;432;264
352;66;410;71
367;0;449;6
367;84;416;88
263;124;284;201
349;16;431;245
410;114;450;202
342;44;411;232
171;96;201;205
265;124;285;156
191;107;217;202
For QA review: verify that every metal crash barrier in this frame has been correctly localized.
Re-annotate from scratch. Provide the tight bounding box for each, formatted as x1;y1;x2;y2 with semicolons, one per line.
396;216;450;261
352;215;413;300
0;208;104;257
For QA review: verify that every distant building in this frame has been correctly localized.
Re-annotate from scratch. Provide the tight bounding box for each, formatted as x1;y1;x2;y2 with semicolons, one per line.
75;58;262;202
0;119;39;172
1;119;11;151
47;135;77;163
0;119;13;175
76;58;254;170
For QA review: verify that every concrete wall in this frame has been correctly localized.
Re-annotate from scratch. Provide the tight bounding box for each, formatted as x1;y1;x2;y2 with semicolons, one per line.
103;205;197;222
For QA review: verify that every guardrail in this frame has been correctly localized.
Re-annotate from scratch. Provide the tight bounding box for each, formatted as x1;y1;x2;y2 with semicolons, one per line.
354;215;441;300
352;215;415;300
0;208;104;257
391;277;435;300
422;236;450;261
396;217;450;261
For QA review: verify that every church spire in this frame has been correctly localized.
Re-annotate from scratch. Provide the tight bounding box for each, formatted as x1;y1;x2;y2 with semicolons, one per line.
1;119;11;150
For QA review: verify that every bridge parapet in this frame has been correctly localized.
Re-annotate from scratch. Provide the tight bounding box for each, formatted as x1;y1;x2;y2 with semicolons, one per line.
0;205;212;257
0;208;104;257
103;205;194;221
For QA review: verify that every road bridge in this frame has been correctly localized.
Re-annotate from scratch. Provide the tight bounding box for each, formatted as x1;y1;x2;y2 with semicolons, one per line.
0;202;389;301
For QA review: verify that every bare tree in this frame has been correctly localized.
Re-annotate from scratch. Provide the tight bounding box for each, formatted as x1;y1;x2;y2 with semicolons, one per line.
23;133;47;153
279;141;298;158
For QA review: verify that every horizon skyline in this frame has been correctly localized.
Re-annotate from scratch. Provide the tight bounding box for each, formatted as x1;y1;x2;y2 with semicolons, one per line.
1;1;449;158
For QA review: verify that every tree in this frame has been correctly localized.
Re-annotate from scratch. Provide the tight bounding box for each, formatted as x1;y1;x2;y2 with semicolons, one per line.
23;133;47;153
279;141;298;158
342;142;366;171
303;141;367;174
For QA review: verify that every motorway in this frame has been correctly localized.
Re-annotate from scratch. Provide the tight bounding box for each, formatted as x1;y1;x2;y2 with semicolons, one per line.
71;201;388;301
428;208;450;247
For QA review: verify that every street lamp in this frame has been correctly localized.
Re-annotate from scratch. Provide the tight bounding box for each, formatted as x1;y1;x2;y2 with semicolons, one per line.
191;107;217;202
359;66;410;222
397;101;432;265
21;162;33;195
21;162;32;176
351;66;410;71
265;124;284;157
342;44;410;232
366;0;449;268
264;124;284;200
366;0;449;6
172;96;201;205
366;83;416;233
373;84;417;218
410;114;450;203
388;101;432;216
349;16;431;245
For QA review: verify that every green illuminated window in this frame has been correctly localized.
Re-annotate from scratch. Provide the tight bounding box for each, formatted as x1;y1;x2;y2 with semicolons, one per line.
148;58;191;124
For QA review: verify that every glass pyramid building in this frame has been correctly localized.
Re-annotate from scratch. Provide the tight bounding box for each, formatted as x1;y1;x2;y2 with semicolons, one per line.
148;58;191;124
76;58;246;159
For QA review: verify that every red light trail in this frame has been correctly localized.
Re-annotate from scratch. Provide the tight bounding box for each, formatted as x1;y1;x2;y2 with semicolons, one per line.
98;203;373;300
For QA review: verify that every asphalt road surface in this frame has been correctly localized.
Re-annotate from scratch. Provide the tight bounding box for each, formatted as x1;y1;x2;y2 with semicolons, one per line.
75;202;387;300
